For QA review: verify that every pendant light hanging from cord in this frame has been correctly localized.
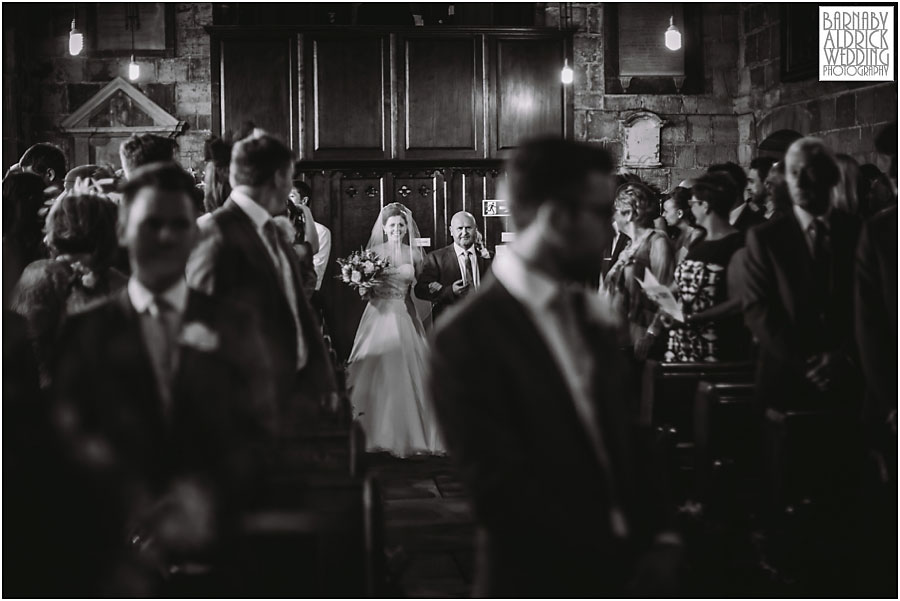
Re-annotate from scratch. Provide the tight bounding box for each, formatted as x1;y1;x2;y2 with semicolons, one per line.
559;2;573;84
69;17;83;56
127;4;140;80
665;10;682;51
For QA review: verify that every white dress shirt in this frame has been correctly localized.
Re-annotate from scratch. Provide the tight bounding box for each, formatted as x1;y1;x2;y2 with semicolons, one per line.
491;249;627;538
454;243;481;288
313;221;332;291
231;189;307;370
128;277;189;415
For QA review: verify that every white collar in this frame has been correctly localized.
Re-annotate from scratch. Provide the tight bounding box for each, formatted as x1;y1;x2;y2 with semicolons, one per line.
493;246;622;328
231;189;272;230
128;277;189;315
454;243;476;257
792;204;828;232
491;247;559;311
729;202;747;224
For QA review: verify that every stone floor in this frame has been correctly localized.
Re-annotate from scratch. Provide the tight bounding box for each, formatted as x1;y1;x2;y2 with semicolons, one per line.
367;454;475;598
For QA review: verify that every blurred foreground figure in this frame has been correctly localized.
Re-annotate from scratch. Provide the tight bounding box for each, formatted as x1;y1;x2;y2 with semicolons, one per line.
49;163;277;594
429;137;682;597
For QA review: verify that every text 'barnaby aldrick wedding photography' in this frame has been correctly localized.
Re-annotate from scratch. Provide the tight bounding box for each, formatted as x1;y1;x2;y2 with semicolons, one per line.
820;6;895;81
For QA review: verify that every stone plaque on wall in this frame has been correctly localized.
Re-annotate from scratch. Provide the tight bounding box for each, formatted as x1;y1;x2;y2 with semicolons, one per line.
620;111;666;168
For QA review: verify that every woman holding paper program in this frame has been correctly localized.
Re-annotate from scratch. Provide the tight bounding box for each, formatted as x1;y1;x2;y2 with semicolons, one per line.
603;181;674;359
653;172;749;363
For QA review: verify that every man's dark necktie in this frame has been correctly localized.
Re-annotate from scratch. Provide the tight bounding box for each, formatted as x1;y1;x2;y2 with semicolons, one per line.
810;219;832;295
463;251;475;288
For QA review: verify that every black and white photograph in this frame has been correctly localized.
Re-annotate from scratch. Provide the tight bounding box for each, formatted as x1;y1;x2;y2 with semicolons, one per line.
2;1;897;597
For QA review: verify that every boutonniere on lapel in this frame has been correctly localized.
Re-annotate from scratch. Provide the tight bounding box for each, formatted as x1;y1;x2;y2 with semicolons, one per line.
474;243;491;260
178;322;220;352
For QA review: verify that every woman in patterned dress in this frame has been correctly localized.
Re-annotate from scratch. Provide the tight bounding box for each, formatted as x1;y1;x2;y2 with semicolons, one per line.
658;172;750;363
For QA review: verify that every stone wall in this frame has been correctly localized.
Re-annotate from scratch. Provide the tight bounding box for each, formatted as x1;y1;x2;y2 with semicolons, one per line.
541;2;897;190
737;2;896;172
13;3;212;174
540;3;743;192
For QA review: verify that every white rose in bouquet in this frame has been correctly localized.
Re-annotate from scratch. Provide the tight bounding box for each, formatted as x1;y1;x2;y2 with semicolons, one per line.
363;261;375;275
351;271;362;284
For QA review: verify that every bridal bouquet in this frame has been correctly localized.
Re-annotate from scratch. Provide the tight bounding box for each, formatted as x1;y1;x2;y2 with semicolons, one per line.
337;249;390;292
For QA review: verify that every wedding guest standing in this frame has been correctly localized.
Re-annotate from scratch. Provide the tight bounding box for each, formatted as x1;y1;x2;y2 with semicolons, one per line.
429;137;682;597
656;173;748;362
603;181;675;359
414;211;491;324
12;142;67;198
662;184;704;265
739;137;862;411
119;134;177;179
709;162;765;233
11;190;126;385
186;132;337;437
50;163;278;595
3;172;49;288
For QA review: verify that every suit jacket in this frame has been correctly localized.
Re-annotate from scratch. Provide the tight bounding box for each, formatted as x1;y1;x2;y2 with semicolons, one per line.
740;209;862;411
51;288;278;496
186;198;337;432
854;206;898;434
597;231;631;286
428;276;668;597
733;202;766;233
413;244;491;323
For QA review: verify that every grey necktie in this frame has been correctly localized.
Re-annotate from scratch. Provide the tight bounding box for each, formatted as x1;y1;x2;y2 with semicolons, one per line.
463;251;475;288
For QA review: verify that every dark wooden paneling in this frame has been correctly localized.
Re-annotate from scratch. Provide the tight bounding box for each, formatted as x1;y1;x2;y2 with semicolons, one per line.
331;176;384;359
220;36;296;144
493;37;564;154
307;34;388;158
391;176;441;250
399;36;482;158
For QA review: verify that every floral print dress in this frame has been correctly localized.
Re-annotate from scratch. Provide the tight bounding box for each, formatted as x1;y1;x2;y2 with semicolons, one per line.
665;233;747;362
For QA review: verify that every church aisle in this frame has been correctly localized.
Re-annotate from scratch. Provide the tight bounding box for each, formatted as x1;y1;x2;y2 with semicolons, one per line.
368;454;475;598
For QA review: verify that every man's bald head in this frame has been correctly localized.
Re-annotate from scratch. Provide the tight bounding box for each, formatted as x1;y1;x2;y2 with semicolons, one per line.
450;211;477;249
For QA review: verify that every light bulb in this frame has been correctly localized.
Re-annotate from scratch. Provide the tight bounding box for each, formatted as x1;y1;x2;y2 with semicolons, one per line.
128;56;140;81
561;58;574;85
665;16;682;51
68;19;83;56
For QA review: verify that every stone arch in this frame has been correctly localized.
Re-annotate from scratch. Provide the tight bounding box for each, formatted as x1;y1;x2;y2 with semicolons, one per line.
756;104;812;148
759;129;803;154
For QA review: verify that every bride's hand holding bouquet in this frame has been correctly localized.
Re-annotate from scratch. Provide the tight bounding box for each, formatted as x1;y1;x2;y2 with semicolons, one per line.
337;249;390;300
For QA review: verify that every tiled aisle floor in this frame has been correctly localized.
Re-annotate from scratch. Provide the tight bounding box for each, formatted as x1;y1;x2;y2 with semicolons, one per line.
367;454;475;598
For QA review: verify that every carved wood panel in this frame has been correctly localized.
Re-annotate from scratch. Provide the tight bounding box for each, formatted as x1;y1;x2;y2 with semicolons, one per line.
220;35;296;145
391;175;442;250
398;35;483;158
306;33;389;159
492;37;564;154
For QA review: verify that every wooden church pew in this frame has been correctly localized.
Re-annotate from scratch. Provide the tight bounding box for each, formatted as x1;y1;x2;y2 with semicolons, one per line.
693;381;757;515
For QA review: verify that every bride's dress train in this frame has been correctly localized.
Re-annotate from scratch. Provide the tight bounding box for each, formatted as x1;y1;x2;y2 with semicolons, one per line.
347;264;445;457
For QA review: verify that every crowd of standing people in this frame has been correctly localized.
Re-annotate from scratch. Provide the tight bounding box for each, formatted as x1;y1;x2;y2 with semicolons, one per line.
2;120;896;596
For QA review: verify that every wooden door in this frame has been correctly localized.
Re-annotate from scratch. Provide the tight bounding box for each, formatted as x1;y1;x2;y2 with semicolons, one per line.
489;35;566;157
213;33;299;147
396;34;484;159
304;33;391;160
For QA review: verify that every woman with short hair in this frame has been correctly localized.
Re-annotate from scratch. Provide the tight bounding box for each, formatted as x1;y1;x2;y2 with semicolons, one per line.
603;181;675;358
11;191;127;385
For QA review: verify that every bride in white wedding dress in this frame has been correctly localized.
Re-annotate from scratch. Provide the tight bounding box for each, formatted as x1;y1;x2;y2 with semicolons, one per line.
347;203;445;457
